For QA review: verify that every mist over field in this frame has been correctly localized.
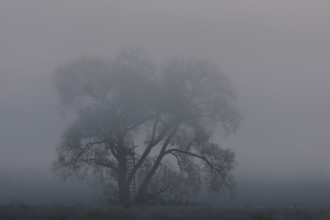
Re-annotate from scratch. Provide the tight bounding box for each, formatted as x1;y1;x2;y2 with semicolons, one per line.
1;0;330;207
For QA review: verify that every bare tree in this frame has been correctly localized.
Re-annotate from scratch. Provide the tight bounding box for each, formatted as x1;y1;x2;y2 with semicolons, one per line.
52;47;241;207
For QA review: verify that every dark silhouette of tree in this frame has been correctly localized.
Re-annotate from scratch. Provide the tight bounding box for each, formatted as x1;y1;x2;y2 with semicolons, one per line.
52;47;241;207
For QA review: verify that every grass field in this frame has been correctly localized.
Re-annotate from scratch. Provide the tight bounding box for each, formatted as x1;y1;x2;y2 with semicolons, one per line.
1;205;330;220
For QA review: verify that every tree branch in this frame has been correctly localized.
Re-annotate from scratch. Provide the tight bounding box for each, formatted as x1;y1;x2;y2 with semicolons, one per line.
135;124;179;202
169;152;183;171
164;148;232;188
80;158;118;172
134;184;171;205
127;116;168;184
67;138;119;173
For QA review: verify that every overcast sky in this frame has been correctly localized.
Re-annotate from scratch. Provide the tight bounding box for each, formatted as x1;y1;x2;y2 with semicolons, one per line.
1;0;330;204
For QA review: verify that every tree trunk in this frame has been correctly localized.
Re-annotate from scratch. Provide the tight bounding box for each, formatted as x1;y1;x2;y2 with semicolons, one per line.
118;173;130;208
117;149;130;208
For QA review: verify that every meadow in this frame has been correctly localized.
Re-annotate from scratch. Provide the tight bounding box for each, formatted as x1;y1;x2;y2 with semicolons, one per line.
1;205;330;220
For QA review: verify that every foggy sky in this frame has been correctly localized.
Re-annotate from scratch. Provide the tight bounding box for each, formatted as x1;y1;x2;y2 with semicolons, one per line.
1;0;330;204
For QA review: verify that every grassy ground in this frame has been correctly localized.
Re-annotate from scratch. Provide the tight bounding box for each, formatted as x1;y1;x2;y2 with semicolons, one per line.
1;205;330;220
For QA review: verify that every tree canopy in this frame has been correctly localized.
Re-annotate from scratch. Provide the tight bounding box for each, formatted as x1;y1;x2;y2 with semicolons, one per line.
52;47;241;207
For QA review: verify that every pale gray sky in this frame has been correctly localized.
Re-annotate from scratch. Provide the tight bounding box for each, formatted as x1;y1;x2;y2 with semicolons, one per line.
1;0;330;204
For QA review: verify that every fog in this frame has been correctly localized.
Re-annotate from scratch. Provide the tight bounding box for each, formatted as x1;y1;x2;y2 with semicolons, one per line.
1;0;330;205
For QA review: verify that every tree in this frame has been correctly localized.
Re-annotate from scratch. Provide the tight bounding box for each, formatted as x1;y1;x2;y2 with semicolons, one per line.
52;47;241;207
